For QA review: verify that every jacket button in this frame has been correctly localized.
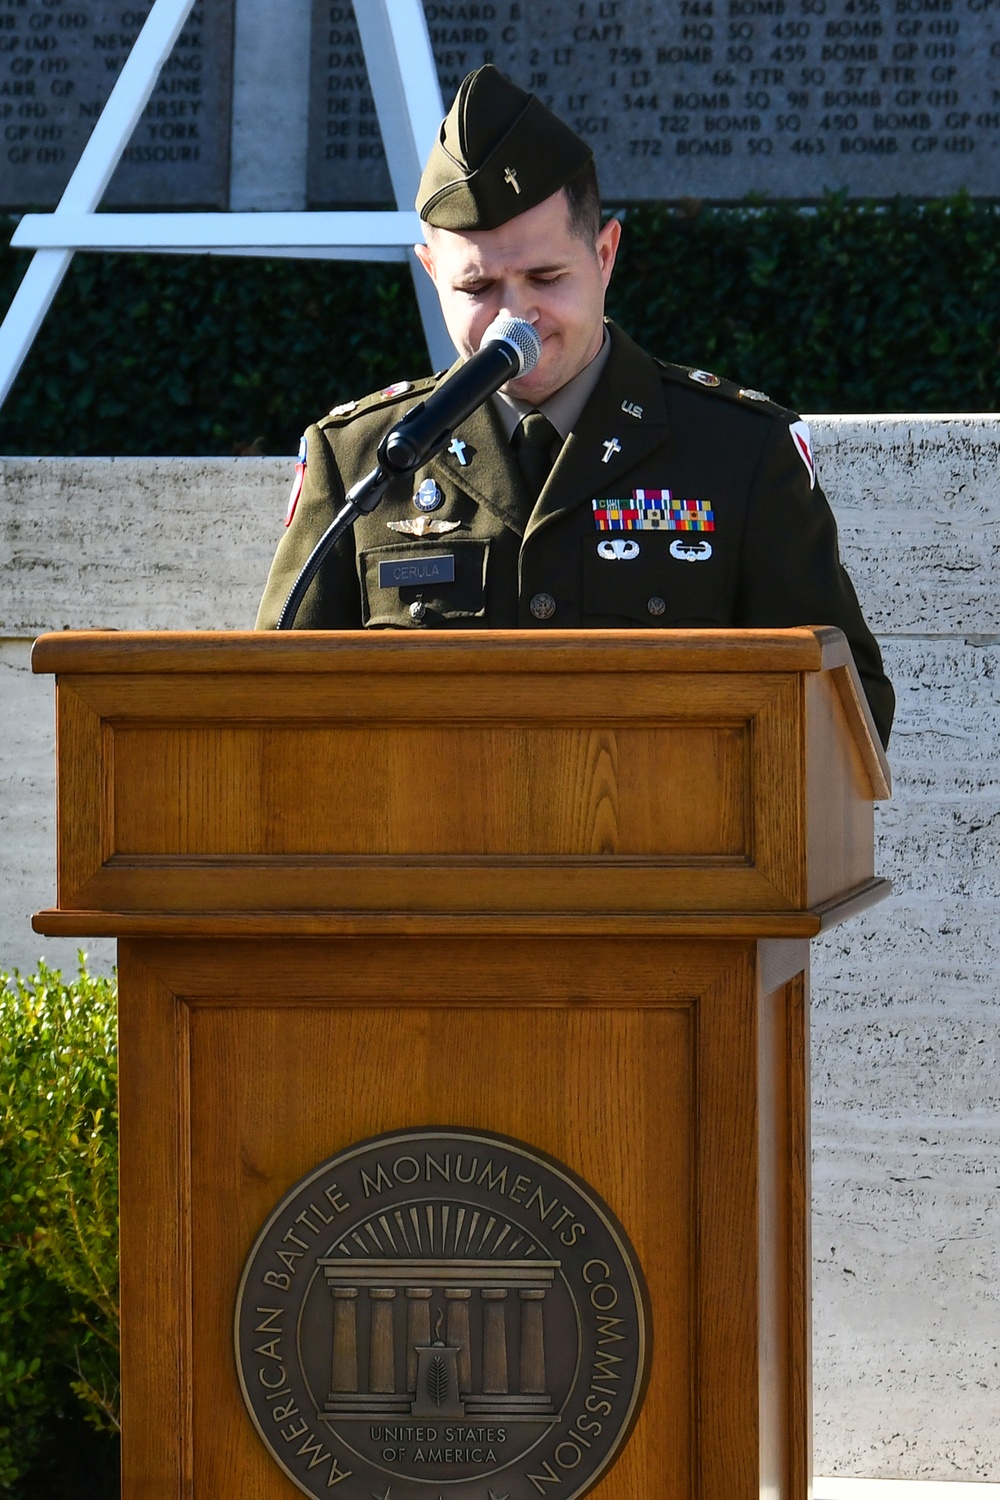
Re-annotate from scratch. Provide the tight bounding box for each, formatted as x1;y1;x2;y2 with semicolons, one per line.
647;596;666;617
530;592;556;621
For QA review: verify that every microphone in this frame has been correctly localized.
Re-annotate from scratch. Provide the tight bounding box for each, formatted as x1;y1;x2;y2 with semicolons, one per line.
379;315;542;474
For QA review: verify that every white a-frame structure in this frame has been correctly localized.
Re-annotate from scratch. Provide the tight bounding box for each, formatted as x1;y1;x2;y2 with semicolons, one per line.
0;0;454;410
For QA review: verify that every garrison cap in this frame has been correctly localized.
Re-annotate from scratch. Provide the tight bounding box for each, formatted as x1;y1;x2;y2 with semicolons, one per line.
416;65;594;231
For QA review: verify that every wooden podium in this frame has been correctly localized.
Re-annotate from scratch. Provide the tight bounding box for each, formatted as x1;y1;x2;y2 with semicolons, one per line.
32;628;890;1500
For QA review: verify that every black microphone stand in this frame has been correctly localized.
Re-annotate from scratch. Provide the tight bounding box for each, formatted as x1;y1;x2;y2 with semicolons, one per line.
275;405;441;632
276;464;391;632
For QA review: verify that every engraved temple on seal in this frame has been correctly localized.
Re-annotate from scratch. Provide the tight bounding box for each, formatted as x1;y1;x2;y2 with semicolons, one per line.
317;1206;561;1423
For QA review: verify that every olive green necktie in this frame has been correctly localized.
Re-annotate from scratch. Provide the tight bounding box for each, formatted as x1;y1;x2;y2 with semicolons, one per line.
511;410;561;514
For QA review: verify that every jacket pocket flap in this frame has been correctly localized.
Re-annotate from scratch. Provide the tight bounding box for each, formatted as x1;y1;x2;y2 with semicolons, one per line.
360;537;489;626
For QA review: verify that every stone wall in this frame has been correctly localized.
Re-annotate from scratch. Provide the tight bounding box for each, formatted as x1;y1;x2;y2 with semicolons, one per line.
2;422;998;1479
804;419;1000;1480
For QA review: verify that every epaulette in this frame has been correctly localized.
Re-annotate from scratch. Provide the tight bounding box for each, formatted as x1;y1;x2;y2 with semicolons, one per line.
654;358;792;416
318;372;441;430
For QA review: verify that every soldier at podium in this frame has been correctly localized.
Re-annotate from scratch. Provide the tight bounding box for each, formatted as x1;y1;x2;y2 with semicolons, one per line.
256;66;893;748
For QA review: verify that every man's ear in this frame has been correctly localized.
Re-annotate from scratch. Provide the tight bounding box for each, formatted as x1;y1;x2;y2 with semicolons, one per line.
596;216;622;289
414;241;436;281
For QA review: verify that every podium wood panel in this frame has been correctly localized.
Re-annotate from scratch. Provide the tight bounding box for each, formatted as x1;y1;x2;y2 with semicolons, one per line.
33;629;889;929
117;935;809;1500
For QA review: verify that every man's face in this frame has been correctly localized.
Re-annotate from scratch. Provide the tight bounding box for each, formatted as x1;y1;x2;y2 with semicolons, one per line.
414;189;621;406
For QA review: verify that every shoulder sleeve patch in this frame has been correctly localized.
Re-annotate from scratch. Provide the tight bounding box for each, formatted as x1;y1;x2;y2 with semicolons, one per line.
284;434;307;527
789;419;817;489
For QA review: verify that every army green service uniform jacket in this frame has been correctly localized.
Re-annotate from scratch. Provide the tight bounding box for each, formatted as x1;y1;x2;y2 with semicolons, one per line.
257;322;894;747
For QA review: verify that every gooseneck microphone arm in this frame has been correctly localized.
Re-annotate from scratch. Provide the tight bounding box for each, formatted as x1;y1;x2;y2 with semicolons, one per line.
274;463;392;631
275;316;542;631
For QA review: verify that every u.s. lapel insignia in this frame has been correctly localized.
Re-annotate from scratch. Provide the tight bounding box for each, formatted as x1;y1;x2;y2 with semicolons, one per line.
601;437;622;464
621;399;643;419
387;518;461;537
448;437;470;466
413;478;443;512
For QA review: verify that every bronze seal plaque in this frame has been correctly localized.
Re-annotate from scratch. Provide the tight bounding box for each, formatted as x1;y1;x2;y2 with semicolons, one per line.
235;1127;652;1499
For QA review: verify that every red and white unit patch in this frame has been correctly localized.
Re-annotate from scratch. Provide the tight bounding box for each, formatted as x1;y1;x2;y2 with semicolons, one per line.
789;419;816;490
284;434;307;526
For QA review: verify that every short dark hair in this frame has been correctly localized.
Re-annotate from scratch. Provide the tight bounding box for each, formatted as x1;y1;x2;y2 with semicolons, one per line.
563;159;602;243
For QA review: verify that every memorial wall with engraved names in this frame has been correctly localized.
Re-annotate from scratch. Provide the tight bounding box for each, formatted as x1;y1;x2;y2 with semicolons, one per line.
0;0;233;209
2;0;999;209
308;0;1000;202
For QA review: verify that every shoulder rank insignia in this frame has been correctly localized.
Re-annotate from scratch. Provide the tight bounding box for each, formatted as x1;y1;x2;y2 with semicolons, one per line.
284;435;307;527
380;380;412;399
328;399;357;418
688;369;721;388
738;387;771;404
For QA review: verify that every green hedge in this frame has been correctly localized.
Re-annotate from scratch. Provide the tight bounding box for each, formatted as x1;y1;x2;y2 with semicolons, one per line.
0;961;119;1497
2;192;999;458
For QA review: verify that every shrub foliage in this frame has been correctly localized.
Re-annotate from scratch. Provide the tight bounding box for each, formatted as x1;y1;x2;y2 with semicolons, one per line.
0;960;119;1492
1;192;999;459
